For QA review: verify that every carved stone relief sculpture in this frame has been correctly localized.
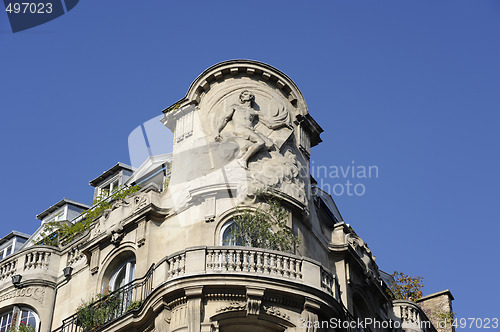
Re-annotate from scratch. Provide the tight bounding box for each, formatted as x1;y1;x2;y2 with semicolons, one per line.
166;84;309;221
212;90;306;204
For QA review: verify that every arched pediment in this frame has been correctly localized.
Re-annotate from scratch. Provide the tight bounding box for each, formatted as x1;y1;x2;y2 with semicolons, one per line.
166;60;305;112
161;60;322;148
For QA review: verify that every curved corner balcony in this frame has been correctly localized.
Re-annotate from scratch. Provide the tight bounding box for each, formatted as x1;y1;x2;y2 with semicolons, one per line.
163;246;338;297
393;300;437;332
52;246;341;332
0;246;61;288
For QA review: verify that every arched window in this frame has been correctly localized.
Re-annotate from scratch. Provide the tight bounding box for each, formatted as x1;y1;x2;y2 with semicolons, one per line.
220;221;244;246
0;307;39;332
109;258;136;291
220;221;235;246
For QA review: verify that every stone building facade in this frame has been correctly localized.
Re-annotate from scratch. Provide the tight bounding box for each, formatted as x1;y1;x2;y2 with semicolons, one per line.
0;60;453;332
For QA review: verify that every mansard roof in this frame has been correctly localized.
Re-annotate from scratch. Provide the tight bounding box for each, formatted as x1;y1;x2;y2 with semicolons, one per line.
0;231;30;246
89;162;134;187
36;198;91;220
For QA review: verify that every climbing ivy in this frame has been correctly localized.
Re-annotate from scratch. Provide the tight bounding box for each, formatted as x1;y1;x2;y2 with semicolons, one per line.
37;185;140;247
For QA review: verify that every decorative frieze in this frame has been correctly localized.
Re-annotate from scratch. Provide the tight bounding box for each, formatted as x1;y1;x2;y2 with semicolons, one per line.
134;193;149;213
0;286;46;304
216;302;246;313
262;305;290;320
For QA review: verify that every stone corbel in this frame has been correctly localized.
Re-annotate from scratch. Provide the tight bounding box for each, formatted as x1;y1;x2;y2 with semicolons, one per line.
110;229;124;245
246;287;265;316
90;247;100;275
203;195;216;223
136;218;147;247
153;307;171;332
300;298;321;332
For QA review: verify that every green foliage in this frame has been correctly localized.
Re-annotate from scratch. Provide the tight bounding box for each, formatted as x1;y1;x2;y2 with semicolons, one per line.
7;324;36;332
389;271;424;301
83;186;141;223
125;300;142;313
226;198;301;253
163;162;172;191
76;289;122;331
37;185;140;247
436;310;456;326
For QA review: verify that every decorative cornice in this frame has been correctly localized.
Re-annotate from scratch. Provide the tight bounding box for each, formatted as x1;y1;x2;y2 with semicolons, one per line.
162;60;306;113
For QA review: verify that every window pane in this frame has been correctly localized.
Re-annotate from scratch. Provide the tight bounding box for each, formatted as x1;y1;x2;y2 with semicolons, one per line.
110;259;136;291
113;267;127;290
222;222;243;246
19;309;38;329
129;262;135;281
27;316;37;327
0;312;12;329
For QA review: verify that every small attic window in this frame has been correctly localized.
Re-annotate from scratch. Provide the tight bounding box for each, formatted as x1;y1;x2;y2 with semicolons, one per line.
1;245;13;259
98;177;120;198
46;210;64;223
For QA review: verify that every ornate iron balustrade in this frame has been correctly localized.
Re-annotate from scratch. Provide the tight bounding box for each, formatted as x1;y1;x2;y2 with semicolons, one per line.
52;264;154;332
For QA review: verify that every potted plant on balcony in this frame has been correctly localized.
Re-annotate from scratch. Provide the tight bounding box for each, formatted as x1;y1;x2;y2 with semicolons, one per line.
7;322;36;332
7;323;36;332
76;289;122;331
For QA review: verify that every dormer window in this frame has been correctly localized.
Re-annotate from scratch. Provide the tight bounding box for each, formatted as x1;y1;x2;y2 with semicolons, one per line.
90;163;134;201
97;177;121;198
36;199;90;227
0;232;29;260
45;210;64;223
0;245;13;260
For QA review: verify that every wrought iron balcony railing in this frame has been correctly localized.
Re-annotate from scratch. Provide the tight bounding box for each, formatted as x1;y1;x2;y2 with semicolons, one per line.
52;264;154;332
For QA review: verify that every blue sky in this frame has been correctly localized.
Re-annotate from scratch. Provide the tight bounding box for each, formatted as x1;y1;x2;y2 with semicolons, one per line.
1;0;499;329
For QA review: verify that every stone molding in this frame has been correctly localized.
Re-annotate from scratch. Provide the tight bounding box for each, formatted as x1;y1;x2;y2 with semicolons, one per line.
0;286;46;304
